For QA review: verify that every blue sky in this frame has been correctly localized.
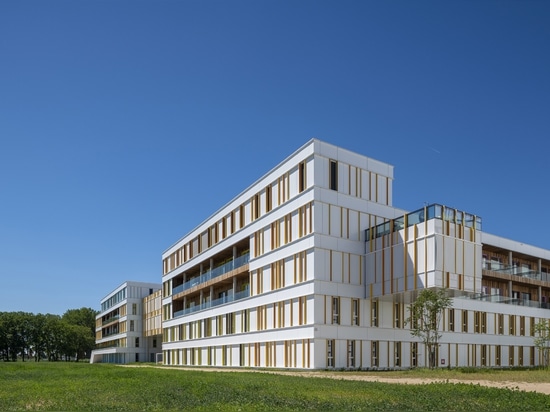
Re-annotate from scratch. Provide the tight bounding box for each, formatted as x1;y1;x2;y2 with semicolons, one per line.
1;0;549;315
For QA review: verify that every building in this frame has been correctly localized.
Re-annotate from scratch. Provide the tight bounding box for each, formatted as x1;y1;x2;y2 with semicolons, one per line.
117;138;550;369
90;281;162;364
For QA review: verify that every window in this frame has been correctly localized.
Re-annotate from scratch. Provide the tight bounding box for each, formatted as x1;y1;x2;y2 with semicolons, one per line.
329;160;338;191
299;161;306;192
352;299;359;326
135;337;139;348
347;340;355;368
510;315;516;335
481;345;487;366
371;341;379;367
411;342;418;367
498;313;504;335
153;338;157;348
520;316;525;336
395;341;401;367
265;185;272;213
448;308;455;332
371;300;379;327
394;303;402;328
332;297;340;324
327;339;335;367
132;303;137;315
130;320;134;332
509;346;515;366
495;345;501;366
462;310;468;333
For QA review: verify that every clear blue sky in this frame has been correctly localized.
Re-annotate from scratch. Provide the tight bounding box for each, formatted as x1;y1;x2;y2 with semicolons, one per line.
1;1;549;315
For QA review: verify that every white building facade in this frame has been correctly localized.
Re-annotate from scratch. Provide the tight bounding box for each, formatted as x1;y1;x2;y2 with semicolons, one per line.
90;281;161;364
160;139;550;369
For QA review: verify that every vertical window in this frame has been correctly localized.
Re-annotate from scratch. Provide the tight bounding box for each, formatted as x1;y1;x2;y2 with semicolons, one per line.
462;310;468;333
481;345;487;366
510;315;516;335
135;337;139;348
520;316;525;336
371;341;378;367
394;303;402;328
132;303;137;315
265;185;272;213
498;313;504;335
411;342;418;367
129;320;134;332
448;308;455;332
153;338;157;348
352;299;359;326
509;346;515;366
371;300;379;327
327;339;335;367
332;297;340;324
495;345;501;366
395;342;401;367
329;160;338;191
299;161;306;193
347;340;355;368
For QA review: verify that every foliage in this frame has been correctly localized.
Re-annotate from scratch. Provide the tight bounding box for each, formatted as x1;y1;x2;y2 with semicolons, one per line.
0;362;549;411
533;319;550;368
0;308;97;362
406;288;452;369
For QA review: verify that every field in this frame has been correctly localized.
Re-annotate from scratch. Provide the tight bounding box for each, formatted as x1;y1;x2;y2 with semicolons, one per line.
1;362;550;411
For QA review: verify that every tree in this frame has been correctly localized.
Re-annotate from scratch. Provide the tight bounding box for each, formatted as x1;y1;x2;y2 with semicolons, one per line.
406;288;452;369
533;319;550;368
62;308;97;360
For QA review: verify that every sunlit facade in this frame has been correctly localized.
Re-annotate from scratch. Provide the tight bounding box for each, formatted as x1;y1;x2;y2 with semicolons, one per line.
90;281;161;364
159;139;550;369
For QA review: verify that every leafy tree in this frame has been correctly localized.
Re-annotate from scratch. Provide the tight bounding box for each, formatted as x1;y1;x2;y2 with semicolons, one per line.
62;307;97;359
533;319;550;368
406;288;452;369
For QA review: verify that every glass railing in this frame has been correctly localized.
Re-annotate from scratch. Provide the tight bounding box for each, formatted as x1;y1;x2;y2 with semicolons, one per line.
172;253;250;295
466;293;550;310
173;286;250;318
365;204;482;241
483;264;550;282
102;315;120;325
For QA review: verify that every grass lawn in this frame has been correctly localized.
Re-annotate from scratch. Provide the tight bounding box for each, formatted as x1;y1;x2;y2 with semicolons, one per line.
1;362;549;411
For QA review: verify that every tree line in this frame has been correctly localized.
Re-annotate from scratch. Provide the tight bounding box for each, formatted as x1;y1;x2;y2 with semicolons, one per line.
0;308;97;362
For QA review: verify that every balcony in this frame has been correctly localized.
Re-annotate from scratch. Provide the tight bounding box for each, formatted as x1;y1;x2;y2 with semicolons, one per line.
466;293;550;310
172;253;250;296
173;286;250;318
483;263;550;282
102;315;120;325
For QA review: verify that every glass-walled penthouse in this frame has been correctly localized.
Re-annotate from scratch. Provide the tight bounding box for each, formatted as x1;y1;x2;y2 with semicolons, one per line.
365;203;482;241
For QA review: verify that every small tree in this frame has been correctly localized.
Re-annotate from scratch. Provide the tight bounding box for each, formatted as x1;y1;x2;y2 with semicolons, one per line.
534;319;550;369
406;288;452;369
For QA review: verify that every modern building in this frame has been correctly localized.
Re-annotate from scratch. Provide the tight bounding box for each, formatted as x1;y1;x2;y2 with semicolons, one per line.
159;138;550;369
90;281;162;364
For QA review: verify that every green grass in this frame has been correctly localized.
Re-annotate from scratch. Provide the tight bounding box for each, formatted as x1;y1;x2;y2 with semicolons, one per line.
1;362;549;411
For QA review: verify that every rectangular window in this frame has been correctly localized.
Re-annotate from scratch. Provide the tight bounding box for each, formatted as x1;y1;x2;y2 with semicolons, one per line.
520;316;525;336
495;345;501;366
347;340;355;368
448;308;455;332
371;341;379;367
462;310;468;333
498;313;504;335
132;303;137;315
510;315;516;335
394;303;402;328
135;337;139;348
327;339;335;367
299;161;306;192
371;300;379;327
395;341;401;367
509;346;515;366
352;299;359;326
481;345;487;366
329;160;338;191
332;297;340;324
265;185;272;213
129;320;134;332
411;342;418;367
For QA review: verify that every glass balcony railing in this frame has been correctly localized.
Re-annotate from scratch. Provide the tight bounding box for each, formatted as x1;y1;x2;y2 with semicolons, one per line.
466;293;550;310
172;253;250;296
102;315;120;325
173;286;250;318
483;263;550;282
